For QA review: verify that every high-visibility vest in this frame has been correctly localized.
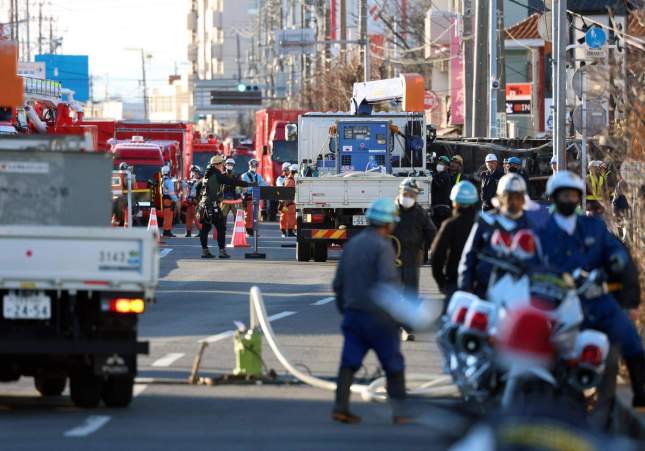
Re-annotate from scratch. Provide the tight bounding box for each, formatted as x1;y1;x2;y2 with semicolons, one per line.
587;174;605;201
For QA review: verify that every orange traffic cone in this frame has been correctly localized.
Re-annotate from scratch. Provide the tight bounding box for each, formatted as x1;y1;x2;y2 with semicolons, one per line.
148;208;163;244
227;209;249;248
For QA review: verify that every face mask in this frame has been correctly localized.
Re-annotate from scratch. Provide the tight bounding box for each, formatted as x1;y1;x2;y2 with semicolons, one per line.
509;167;519;173
436;164;445;173
225;165;234;171
555;200;578;217
399;196;415;209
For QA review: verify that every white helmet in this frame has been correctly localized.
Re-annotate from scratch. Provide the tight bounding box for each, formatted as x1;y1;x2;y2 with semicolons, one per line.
225;158;235;166
485;153;497;162
546;170;585;196
550;155;557;164
496;173;526;196
161;165;170;175
289;164;298;172
282;162;291;171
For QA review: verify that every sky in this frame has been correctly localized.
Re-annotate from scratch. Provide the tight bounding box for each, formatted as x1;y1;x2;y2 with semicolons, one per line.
45;0;188;102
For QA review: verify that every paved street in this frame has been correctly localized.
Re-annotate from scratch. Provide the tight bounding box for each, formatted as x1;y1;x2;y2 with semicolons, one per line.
0;222;455;451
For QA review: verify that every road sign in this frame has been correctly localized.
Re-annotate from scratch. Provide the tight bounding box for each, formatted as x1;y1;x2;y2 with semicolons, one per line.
424;90;439;112
585;26;607;49
274;29;316;55
572;65;607;99
572;101;607;136
620;159;645;185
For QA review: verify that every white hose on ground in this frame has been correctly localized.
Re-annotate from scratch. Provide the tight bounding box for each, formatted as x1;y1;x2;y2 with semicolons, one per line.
250;286;460;401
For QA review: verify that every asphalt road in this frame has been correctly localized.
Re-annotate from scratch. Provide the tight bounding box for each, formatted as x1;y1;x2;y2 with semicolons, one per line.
0;221;458;451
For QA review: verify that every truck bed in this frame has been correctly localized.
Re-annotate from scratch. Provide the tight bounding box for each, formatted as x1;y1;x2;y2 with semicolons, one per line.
0;226;159;299
295;174;431;209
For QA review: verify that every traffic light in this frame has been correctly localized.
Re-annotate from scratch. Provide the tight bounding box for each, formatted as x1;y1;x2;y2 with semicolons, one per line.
236;83;260;92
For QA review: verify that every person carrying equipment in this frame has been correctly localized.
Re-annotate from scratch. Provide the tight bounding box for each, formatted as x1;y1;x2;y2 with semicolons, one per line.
196;155;253;259
161;165;177;238
184;165;202;237
332;198;410;425
241;159;267;237
431;181;478;311
279;164;298;237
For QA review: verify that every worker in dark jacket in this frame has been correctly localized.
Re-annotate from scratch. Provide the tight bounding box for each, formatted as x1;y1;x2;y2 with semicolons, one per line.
332;198;409;425
431;155;453;228
506;156;530;190
196;155;253;259
480;153;504;211
431;181;478;311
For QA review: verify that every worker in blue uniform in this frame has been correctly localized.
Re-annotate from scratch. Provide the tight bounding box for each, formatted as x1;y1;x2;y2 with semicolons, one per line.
458;173;536;297
539;170;645;408
332;198;410;424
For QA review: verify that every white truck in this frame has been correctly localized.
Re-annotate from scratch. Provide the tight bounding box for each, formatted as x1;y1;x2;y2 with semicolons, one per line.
294;86;432;262
0;136;158;408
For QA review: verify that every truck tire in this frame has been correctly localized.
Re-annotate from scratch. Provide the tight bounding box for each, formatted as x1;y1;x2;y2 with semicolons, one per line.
35;375;67;396
70;372;102;408
313;241;328;262
101;375;134;408
296;239;312;262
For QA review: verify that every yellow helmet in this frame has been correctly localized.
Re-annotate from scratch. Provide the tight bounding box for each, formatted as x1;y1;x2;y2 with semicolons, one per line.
209;154;226;165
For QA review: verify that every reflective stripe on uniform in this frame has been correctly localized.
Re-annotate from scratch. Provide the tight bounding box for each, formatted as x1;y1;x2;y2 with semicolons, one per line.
587;174;605;201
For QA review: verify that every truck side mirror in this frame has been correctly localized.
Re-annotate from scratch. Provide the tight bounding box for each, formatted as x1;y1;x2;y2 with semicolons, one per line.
286;123;298;142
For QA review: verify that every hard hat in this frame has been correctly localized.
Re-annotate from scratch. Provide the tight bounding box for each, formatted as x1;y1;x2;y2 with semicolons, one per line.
399;178;421;194
289;164;298;172
450;180;479;206
190;164;202;173
225;158;235;166
497;173;527;196
282;162;291;171
248;158;259;167
210;154;226;165
161;165;170;175
485;153;498;162
588;160;601;168
366;198;400;226
119;162;129;171
508;156;522;166
437;155;450;165
451;155;464;165
550;155;557;164
546;170;585;196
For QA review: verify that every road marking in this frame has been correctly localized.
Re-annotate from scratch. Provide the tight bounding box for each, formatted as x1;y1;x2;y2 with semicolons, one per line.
199;330;235;344
151;352;185;367
311;297;335;306
159;248;174;258
267;311;296;322
64;415;111;438
133;384;148;397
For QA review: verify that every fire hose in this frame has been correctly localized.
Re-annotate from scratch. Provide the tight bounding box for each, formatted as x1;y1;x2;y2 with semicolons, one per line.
250;286;459;401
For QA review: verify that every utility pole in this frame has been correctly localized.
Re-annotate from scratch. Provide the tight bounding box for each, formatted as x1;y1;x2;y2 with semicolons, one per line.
488;0;498;137
25;0;31;60
339;0;346;62
463;0;474;137
552;0;567;170
472;0;488;137
358;0;369;81
38;1;43;55
496;0;506;137
48;16;53;53
236;33;242;82
10;0;15;41
140;49;149;120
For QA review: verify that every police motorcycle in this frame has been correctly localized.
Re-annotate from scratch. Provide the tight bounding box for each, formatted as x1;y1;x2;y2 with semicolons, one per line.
438;228;610;410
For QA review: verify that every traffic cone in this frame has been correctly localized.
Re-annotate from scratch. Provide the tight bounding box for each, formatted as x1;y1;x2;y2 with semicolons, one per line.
228;209;249;248
148;208;163;244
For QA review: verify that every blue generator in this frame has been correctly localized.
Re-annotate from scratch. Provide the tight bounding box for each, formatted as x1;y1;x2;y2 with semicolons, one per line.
334;120;392;174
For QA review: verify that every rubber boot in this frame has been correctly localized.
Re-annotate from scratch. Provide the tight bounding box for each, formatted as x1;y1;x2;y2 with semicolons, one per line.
201;248;214;259
219;249;231;259
288;229;296;237
387;372;412;424
332;368;361;424
625;355;645;410
185;231;192;238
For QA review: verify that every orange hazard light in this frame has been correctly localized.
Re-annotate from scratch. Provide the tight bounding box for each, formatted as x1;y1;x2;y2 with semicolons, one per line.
400;73;424;113
106;298;145;314
0;41;24;108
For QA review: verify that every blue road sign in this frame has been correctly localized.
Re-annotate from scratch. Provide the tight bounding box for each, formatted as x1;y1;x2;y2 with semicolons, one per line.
585;26;607;49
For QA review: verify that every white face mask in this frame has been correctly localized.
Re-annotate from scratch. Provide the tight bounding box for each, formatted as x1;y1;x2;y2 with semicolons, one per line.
399;196;415;209
436;164;445;173
225;165;234;171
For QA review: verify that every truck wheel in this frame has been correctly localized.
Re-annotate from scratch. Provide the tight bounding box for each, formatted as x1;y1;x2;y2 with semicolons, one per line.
101;375;134;408
70;372;102;408
313;242;328;262
296;239;312;262
35;375;67;396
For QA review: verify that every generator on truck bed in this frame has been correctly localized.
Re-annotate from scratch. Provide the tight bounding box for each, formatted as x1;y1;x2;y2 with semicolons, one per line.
293;74;432;262
0;135;158;409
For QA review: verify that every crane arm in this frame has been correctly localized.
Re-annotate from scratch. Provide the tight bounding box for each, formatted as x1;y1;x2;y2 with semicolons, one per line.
350;73;425;115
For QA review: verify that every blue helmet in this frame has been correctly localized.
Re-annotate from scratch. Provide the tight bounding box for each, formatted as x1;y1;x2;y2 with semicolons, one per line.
450;181;478;206
366;198;400;226
508;156;522;166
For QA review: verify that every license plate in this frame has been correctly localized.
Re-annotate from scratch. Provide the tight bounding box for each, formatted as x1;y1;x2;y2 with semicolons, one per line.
352;215;369;226
3;293;51;320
